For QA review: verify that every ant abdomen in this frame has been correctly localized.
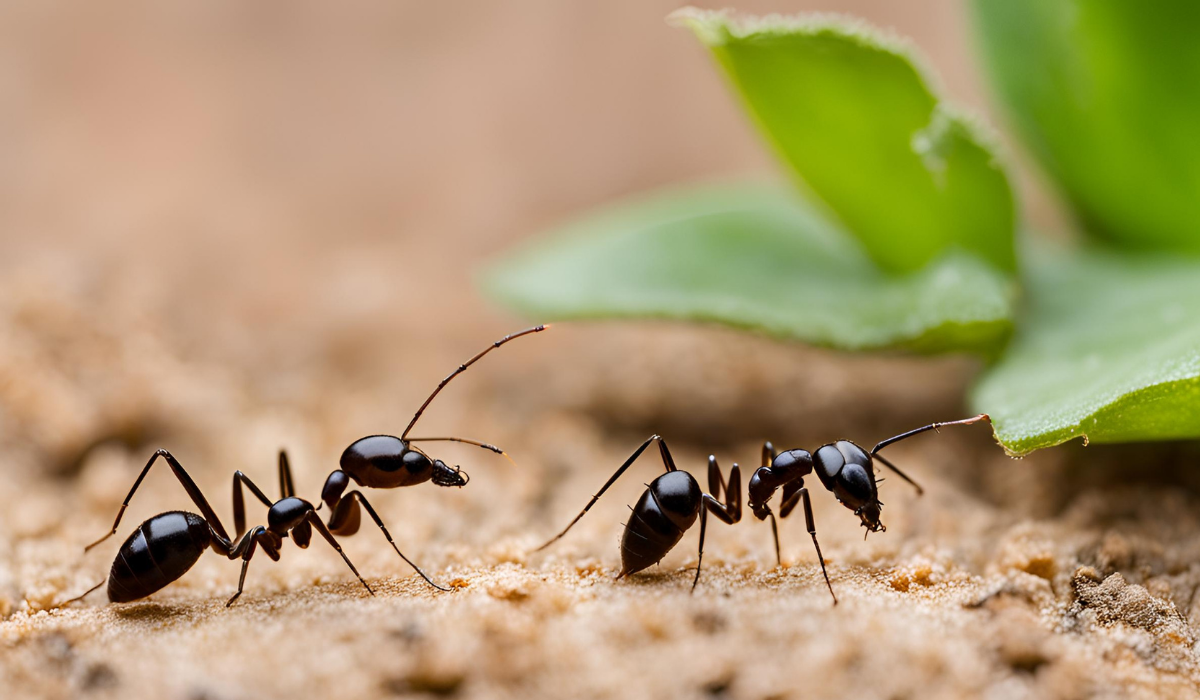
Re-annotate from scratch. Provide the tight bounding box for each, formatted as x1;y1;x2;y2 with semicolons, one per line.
619;471;701;577
107;511;212;603
538;436;741;590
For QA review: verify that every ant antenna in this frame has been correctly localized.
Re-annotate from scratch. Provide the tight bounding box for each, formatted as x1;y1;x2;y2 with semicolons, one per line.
401;325;550;440
869;414;990;496
872;414;989;454
404;437;518;467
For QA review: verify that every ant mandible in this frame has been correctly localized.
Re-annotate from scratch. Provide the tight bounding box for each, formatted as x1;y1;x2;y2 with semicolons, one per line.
65;450;371;607
535;435;741;591
748;414;991;604
318;325;550;590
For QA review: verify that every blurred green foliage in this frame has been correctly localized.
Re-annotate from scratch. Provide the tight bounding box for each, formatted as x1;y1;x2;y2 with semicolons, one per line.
973;0;1200;253
487;183;1014;353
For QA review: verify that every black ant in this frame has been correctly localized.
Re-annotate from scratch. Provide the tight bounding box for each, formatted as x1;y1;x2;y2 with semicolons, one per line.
535;435;741;591
317;325;549;590
62;325;548;606
535;415;990;598
748;414;991;604
63;450;372;607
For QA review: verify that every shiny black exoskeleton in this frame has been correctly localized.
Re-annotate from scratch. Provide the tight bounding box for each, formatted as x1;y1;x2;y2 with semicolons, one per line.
334;435;468;492
66;449;371;607
105;510;211;603
536;435;741;590
747;414;990;604
318;325;548;590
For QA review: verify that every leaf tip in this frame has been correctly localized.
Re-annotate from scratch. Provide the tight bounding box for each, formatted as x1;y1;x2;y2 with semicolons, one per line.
665;7;728;42
668;7;927;67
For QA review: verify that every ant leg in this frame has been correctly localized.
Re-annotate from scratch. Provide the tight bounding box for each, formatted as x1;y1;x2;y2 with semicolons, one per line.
872;453;924;495
707;456;725;498
693;459;742;591
778;480;804;518
232;471;274;539
225;527;281;607
291;520;313;549
534;435;667;551
768;514;782;566
692;506;708;591
793;486;836;605
761;441;777;467
759;441;782;566
327;493;363;536
278;450;295;499
86;449;232;552
401;325;549;439
226;543;256;607
766;480;806;566
340;491;450;592
706;457;742;521
306;511;374;597
320;470;350;512
56;580;105;608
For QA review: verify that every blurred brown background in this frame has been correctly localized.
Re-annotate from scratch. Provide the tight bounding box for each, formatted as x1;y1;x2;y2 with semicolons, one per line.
3;3;1195;700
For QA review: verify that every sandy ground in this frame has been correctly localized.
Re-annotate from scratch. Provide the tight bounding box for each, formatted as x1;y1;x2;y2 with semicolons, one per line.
2;2;1198;699
2;286;1200;700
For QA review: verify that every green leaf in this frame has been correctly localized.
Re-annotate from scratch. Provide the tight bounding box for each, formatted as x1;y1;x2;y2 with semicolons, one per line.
672;9;1016;275
971;0;1200;254
971;246;1200;455
484;183;1015;354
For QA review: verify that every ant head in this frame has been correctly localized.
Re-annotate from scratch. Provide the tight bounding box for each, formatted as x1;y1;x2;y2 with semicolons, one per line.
855;502;885;534
431;459;468;487
814;441;883;531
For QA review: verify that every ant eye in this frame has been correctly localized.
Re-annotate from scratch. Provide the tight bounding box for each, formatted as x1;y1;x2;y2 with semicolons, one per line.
834;463;876;509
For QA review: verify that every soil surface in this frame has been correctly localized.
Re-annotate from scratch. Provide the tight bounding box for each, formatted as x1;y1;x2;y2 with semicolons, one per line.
4;301;1200;700
2;2;1199;699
